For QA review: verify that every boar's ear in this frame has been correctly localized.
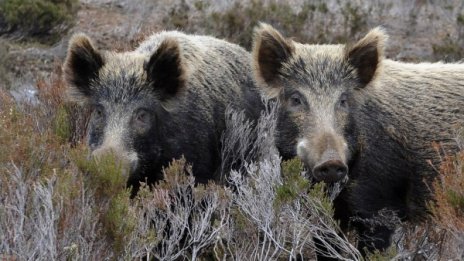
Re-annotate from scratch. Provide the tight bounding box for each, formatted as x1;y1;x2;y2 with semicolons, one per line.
64;33;104;102
145;38;186;101
346;27;387;87
252;23;294;97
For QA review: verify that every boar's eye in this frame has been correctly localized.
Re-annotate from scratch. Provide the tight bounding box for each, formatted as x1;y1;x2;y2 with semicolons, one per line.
133;108;152;133
288;93;304;108
339;93;349;109
94;105;105;120
136;110;150;123
90;105;105;137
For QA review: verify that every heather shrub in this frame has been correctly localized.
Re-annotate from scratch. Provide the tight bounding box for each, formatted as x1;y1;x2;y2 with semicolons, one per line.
433;133;464;228
1;64;463;259
430;130;464;259
0;0;78;42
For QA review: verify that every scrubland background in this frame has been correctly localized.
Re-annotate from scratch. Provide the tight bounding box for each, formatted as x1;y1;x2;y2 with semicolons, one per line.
0;0;463;260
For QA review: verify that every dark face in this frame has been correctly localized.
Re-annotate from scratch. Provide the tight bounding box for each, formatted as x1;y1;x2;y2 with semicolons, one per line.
274;58;357;183
87;84;162;181
64;35;185;182
253;24;383;183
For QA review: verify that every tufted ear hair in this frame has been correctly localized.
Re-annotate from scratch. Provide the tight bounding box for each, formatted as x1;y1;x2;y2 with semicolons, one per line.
64;33;104;102
145;38;186;102
346;27;387;87
252;23;295;97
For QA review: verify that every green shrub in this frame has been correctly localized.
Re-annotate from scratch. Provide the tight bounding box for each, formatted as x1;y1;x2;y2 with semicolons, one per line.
275;158;310;208
365;247;397;261
0;40;10;88
52;105;72;143
275;158;334;217
104;190;135;254
0;0;78;42
457;13;464;24
72;146;136;256
73;149;128;199
446;189;464;216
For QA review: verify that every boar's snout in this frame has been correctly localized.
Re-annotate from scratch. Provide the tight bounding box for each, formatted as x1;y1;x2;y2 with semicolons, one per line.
313;159;348;183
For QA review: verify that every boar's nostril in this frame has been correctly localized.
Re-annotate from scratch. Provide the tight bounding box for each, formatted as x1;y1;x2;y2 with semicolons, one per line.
317;166;329;177
313;160;348;183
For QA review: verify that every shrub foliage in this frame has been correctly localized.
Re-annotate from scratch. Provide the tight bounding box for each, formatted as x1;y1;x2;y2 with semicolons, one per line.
0;0;78;41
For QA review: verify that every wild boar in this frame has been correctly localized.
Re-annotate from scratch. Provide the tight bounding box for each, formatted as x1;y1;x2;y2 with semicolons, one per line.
252;23;464;257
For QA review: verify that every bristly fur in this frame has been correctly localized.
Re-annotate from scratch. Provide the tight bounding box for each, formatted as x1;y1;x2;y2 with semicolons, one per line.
252;23;295;98
64;33;104;104
145;38;187;102
252;23;464;258
345;27;387;86
63;30;263;195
